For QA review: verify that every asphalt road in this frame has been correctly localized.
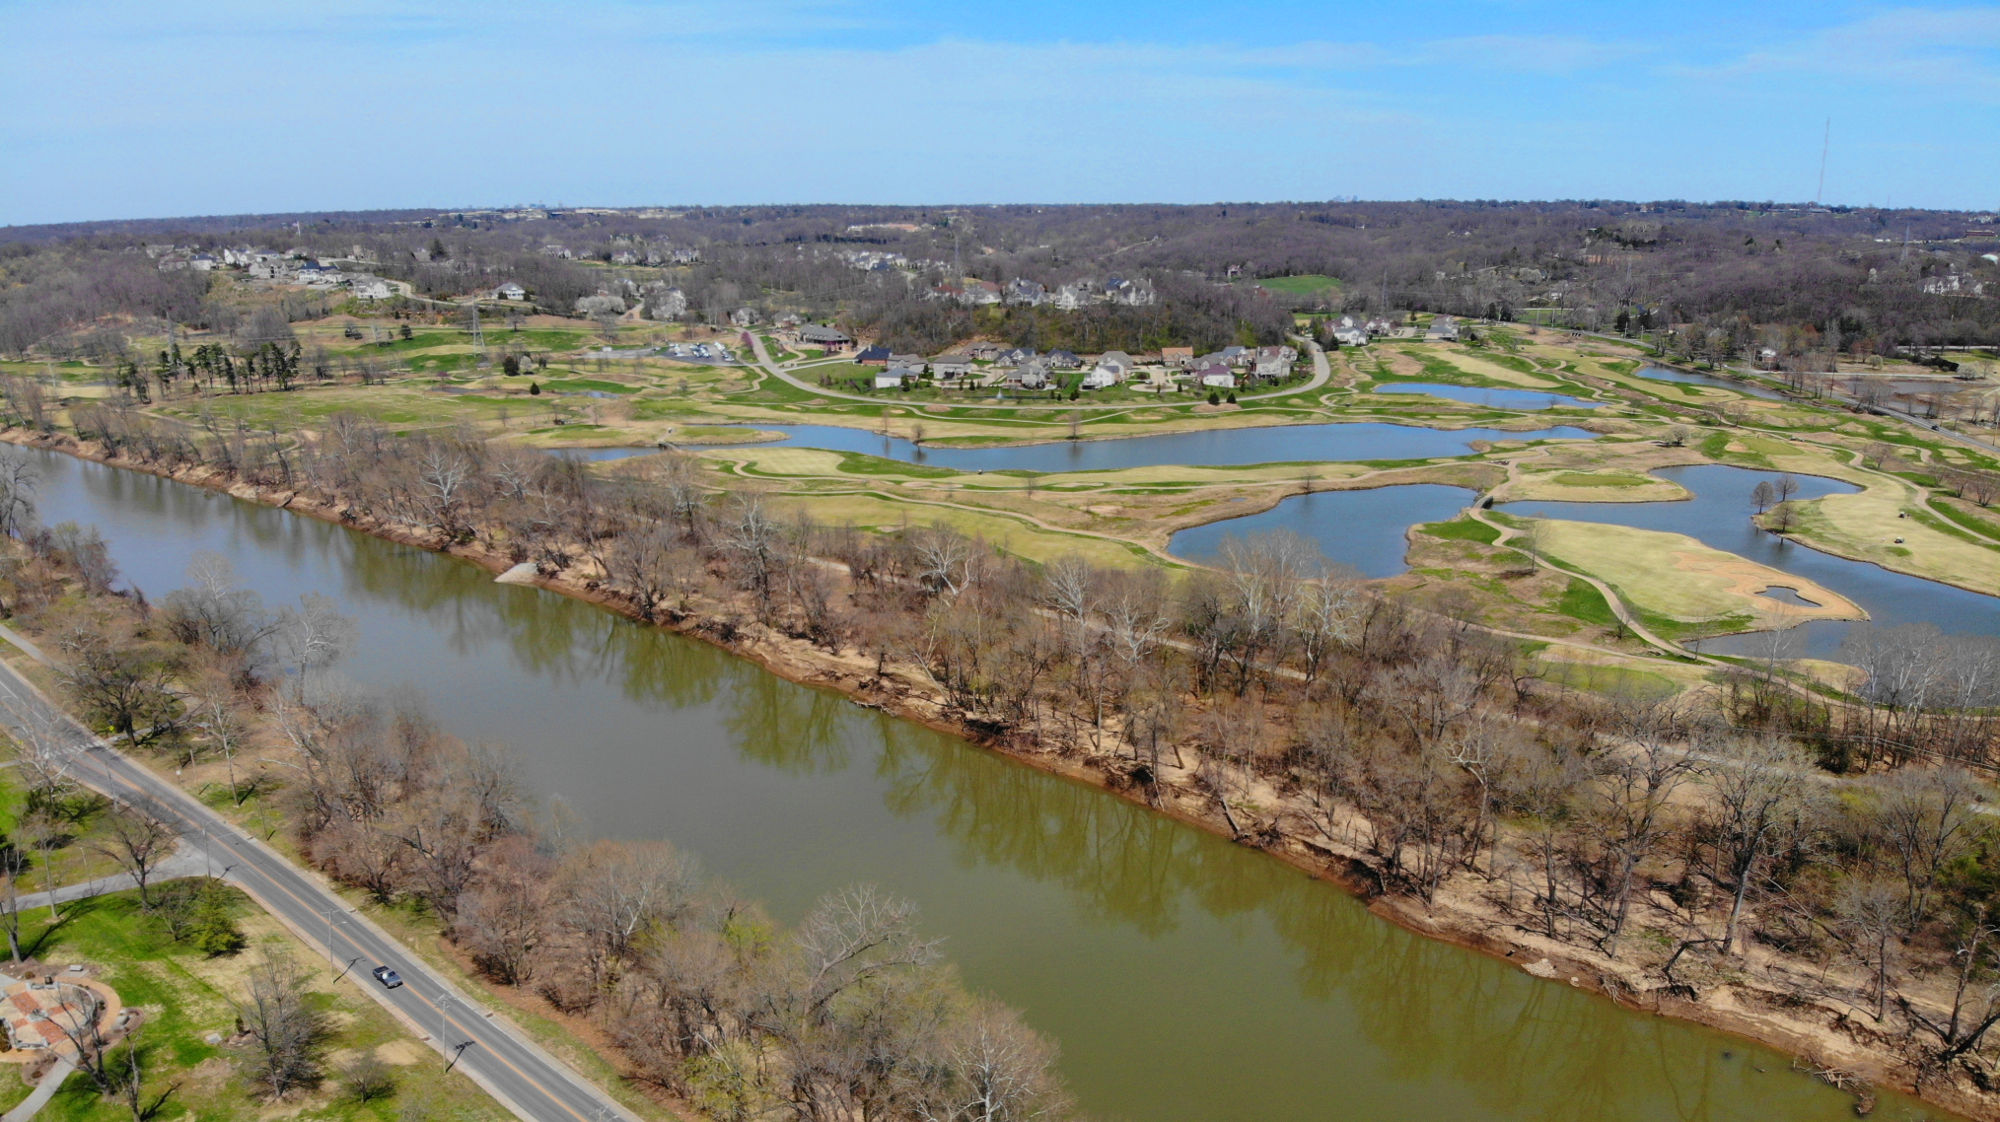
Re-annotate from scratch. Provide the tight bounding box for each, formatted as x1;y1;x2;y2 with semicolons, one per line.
0;659;640;1122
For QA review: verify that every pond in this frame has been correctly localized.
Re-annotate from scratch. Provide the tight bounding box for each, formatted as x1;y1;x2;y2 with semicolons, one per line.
710;421;1599;472
1497;465;2000;658
544;445;665;461
1375;382;1603;410
1169;485;1478;577
11;447;1948;1122
1634;365;1788;401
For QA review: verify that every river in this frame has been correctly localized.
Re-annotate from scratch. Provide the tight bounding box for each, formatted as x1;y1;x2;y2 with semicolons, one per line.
12;446;1947;1122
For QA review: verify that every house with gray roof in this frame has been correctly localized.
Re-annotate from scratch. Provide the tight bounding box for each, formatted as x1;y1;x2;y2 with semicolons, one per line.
798;324;852;348
929;354;976;380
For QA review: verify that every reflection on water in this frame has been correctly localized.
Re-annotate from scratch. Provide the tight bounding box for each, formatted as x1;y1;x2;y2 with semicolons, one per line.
1635;365;1787;401
1500;464;2000;658
1168;485;1477;577
12;447;1947;1122
546;446;665;462
714;421;1599;471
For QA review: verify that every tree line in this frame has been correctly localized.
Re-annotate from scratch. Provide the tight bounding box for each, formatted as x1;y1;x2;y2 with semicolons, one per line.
0;455;1074;1121
10;403;2000;1099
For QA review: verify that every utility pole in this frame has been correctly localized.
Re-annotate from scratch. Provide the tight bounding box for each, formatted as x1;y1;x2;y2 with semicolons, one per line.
469;301;484;356
1814;117;1830;205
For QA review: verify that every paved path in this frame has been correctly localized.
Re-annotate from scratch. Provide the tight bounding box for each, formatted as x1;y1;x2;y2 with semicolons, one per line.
12;847;209;916
1;1058;74;1122
0;659;640;1122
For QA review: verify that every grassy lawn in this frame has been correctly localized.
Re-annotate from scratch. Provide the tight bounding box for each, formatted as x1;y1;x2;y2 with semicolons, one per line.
1783;487;2000;598
1534;519;1862;633
1251;275;1341;298
18;889;509;1122
1418;517;1501;544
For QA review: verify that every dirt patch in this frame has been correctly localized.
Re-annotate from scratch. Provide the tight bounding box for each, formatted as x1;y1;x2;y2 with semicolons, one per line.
374;1039;429;1066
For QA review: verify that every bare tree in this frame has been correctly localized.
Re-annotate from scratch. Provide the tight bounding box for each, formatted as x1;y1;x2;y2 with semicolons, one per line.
235;952;331;1099
275;592;358;691
92;799;182;909
917;1003;1070;1122
416;443;470;539
1698;733;1815;956
1870;766;1988;932
0;455;36;538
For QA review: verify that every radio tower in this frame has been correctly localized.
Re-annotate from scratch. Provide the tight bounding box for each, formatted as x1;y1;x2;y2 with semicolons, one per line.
1814;118;1830;205
469;300;484;355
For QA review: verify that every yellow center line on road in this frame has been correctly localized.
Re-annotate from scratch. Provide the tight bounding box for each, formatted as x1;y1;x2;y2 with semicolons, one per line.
0;672;614;1122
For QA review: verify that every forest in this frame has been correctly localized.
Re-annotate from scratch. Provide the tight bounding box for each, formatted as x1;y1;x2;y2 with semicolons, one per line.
4;200;1996;360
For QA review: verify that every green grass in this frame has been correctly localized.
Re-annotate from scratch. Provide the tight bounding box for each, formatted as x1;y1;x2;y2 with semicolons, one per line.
540;378;637;395
1927;498;2000;544
1543;661;1679;700
1419;518;1501;544
1252;275;1342;297
1547;471;1652;489
1555;578;1619;629
21;889;509;1122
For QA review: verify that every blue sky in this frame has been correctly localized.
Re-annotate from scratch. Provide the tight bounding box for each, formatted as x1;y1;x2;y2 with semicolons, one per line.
3;1;1997;224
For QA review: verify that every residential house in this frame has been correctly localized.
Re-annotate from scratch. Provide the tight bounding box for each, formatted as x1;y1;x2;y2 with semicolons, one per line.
350;276;393;300
889;353;925;370
1052;283;1094;311
1046;350;1082;369
1011;361;1050;390
611;250;640;266
296;261;343;287
1198;364;1236;389
929;354;976;380
1161;346;1194;368
1331;315;1371;346
1103;276;1156;306
1426;315;1460;342
856;345;894;366
729;307;759;327
874;369;911;390
967;342;1004;361
998;347;1037;366
541;244;574;259
1080;367;1118;390
494;282;528;301
1005;279;1047;306
798;325;851;349
1095;351;1134;380
189;254;219;271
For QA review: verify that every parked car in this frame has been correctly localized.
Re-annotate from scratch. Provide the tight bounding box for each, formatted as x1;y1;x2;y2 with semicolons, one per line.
371;965;403;989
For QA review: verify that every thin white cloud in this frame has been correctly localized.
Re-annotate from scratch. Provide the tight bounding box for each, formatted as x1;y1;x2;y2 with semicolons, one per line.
1414;34;1648;74
1674;6;2000;97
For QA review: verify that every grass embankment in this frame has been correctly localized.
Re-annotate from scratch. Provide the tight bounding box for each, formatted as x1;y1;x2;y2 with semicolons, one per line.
1784;488;2000;598
1532;519;1864;635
